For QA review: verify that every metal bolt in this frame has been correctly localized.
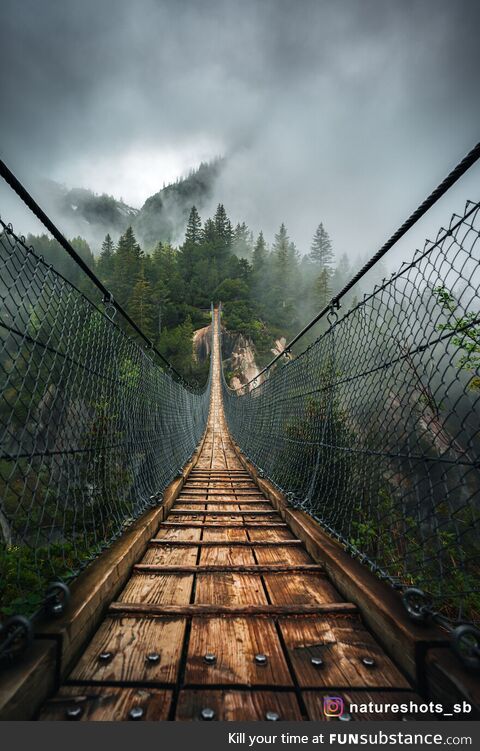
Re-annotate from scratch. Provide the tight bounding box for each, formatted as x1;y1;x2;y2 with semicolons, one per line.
310;656;324;668
361;656;376;668
98;651;113;662
146;652;160;664
339;713;352;721
201;707;215;721
204;653;216;664
129;706;144;721
254;653;268;666
265;711;280;721
51;603;64;616
65;705;83;720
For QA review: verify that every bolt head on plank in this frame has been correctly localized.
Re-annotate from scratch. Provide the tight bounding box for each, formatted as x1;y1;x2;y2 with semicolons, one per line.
265;711;280;721
98;651;113;662
129;706;144;721
65;705;83;720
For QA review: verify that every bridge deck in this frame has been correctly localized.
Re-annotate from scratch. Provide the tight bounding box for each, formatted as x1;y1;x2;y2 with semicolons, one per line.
38;312;424;721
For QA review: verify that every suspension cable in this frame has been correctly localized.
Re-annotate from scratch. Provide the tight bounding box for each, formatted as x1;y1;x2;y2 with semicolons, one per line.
236;140;480;389
0;158;189;385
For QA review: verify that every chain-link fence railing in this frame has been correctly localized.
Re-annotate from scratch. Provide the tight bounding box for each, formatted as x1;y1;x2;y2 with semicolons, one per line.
0;220;211;631
222;200;480;639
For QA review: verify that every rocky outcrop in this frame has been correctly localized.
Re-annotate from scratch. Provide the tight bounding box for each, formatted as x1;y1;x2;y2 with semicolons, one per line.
193;324;213;363
228;334;260;390
193;323;260;391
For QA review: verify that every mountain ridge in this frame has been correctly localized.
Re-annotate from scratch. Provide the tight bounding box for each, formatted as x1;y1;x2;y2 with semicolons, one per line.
36;159;224;251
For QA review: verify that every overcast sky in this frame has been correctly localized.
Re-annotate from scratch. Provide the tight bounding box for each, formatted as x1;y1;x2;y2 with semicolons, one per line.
1;0;479;259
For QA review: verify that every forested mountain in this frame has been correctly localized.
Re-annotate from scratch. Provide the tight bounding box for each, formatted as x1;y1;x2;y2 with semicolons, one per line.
36;160;223;250
134;159;224;248
26;201;361;384
35;179;140;247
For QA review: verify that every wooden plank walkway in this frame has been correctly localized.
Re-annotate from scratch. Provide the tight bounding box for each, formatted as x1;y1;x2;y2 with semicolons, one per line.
38;311;425;721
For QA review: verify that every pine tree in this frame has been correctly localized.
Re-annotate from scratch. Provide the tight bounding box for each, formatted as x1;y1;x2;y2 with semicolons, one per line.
309;223;334;271
97;233;115;286
232;222;253;260
128;267;157;341
252;231;268;274
111;227;143;307
213;204;233;247
184;206;202;245
314;268;331;309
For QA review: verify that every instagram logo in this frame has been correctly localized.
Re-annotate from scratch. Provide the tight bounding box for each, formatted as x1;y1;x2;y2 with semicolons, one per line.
323;696;344;717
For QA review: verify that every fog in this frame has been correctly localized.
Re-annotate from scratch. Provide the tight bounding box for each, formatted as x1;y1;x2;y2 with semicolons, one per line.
1;0;480;264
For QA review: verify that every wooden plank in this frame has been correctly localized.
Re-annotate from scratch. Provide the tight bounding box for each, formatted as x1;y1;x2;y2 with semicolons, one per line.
248;527;296;541
0;641;57;721
69;617;186;684
263;573;342;605
185;617;293;686
199;544;256;565
175;690;303;721
38;687;173;721
141;545;198;566
200;527;249;541
154;527;202;541
174;499;268;505
195;573;268;605
109;602;358;617
302;690;437;721
425;647;480;716
149;539;303;547
184;483;258;489
134;564;324;574
203;503;241;511
159;522;287;528
254;545;312;565
169;510;279;516
178;490;264;496
279;615;410;689
119;573;193;604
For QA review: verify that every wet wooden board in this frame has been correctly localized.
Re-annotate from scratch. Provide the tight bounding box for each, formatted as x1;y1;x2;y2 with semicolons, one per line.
109;602;358;617
141;545;199;566
195;573;268;605
279;616;410;688
153;527;202;541
202;527;249;541
199;544;256;565
248;527;296;541
302;690;434;721
38;687;173;721
118;573;193;604
263;573;342;606
159;522;288;528
69;617;185;684
175;689;303;721
185;617;293;686
253;545;312;565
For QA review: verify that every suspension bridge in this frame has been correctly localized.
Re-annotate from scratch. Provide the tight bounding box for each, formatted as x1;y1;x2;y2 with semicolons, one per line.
0;150;480;720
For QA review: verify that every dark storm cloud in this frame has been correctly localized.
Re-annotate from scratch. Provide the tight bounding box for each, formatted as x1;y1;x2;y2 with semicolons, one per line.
1;0;480;258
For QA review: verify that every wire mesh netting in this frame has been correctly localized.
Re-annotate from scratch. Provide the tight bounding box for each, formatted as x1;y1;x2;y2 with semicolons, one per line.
222;200;480;628
0;220;211;621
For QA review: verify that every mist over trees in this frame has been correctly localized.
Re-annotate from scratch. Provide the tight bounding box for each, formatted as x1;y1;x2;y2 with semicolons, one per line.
25;202;362;376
